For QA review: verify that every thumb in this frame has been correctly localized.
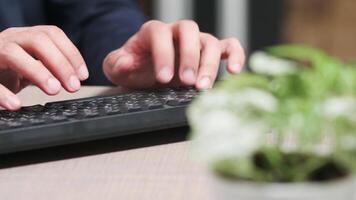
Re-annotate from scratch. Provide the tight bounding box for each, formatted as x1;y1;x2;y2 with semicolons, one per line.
103;49;135;84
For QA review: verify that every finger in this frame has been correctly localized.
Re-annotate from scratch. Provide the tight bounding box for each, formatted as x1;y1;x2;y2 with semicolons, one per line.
196;33;221;90
38;26;89;80
16;32;81;92
103;49;136;85
0;84;21;111
220;38;245;73
0;43;62;95
103;47;158;88
141;21;175;84
1;27;27;35
172;20;201;85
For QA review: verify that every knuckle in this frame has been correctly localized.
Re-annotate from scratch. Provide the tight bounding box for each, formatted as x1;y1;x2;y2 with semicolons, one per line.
31;25;47;32
46;25;64;35
65;47;81;62
226;37;241;48
2;27;18;35
181;49;199;63
203;61;219;69
202;33;214;39
144;21;171;39
71;52;83;66
31;32;48;43
203;33;219;45
142;20;166;31
229;38;245;57
33;25;64;36
155;26;170;35
178;20;199;31
55;58;71;71
0;43;18;58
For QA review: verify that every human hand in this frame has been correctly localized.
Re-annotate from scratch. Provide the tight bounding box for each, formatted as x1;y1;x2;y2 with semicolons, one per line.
103;20;245;90
0;26;88;110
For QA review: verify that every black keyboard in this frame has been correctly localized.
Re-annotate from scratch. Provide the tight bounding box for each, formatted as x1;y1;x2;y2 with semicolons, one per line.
0;87;198;154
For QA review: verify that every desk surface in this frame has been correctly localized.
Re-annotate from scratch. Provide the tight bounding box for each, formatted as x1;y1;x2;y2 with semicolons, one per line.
0;86;212;200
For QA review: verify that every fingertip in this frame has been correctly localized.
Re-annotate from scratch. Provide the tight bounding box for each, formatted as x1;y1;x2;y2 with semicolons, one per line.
227;63;243;74
181;68;197;85
157;66;173;84
5;95;22;111
46;77;62;95
78;64;89;81
67;75;81;93
113;56;134;74
196;76;212;91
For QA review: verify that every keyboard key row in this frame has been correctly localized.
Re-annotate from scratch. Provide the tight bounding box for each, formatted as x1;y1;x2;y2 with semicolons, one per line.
0;87;198;130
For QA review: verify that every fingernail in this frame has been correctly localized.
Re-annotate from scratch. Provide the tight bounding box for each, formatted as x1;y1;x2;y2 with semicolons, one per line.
158;67;173;83
182;68;196;85
6;96;21;110
47;77;61;94
231;64;242;73
198;76;212;90
113;56;129;72
69;75;81;91
78;64;89;80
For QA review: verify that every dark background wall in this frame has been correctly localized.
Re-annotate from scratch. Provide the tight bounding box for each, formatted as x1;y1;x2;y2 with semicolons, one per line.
248;0;284;53
139;0;284;54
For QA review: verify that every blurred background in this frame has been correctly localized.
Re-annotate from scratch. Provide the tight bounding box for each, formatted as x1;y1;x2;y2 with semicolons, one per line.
139;0;356;61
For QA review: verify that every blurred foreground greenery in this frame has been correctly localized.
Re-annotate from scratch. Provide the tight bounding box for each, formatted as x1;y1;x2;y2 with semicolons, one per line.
188;45;356;182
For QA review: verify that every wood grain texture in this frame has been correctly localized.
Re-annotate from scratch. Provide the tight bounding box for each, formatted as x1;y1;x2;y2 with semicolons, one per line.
283;0;356;60
0;86;212;200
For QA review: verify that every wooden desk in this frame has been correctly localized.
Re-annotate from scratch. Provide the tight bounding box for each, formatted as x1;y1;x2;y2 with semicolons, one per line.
0;86;212;200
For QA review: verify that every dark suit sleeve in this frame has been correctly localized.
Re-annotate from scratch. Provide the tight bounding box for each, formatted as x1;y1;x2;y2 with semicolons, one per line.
47;0;147;85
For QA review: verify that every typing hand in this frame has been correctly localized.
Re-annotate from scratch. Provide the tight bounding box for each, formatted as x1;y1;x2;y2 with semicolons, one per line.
0;26;88;110
103;20;245;90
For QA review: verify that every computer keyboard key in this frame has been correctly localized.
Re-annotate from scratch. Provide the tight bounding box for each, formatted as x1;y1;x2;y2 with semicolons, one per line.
63;110;77;117
146;100;163;109
105;108;121;115
7;122;23;128
81;109;100;118
166;98;193;106
29;119;46;125
49;115;68;122
125;102;142;112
